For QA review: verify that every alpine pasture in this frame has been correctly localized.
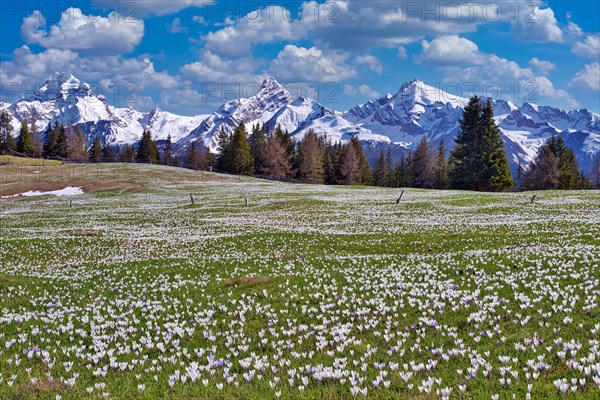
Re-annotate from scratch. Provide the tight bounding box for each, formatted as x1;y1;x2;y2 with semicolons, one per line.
0;162;599;399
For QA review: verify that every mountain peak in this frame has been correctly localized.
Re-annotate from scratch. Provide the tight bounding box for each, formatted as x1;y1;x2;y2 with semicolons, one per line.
254;76;293;106
149;106;163;115
260;76;282;88
32;72;93;102
396;80;467;108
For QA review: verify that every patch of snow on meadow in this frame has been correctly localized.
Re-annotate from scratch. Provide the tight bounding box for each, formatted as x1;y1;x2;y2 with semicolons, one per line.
1;186;84;198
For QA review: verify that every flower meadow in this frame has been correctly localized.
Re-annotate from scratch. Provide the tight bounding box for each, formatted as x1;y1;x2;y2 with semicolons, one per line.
0;164;599;399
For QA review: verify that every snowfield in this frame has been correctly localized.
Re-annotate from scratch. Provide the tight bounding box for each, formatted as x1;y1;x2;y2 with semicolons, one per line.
1;186;84;198
0;164;598;399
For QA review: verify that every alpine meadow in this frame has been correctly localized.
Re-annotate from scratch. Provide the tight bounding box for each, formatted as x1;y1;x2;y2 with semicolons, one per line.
1;1;599;400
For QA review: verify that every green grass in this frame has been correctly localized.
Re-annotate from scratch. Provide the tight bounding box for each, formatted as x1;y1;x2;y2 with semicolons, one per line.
0;163;598;399
0;155;63;166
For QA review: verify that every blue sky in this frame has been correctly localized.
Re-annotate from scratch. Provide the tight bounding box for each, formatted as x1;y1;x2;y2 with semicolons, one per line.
1;1;598;115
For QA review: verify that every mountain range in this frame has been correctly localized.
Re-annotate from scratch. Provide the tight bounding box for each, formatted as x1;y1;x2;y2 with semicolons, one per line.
1;72;599;171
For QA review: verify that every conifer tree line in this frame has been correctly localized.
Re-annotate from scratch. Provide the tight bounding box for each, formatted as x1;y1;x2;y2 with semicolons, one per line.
521;135;592;190
1;104;598;190
371;138;450;189
368;96;594;191
0;110;210;167
215;122;373;185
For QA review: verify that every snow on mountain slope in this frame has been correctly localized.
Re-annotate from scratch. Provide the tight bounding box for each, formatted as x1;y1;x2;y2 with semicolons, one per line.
264;97;389;143
496;106;600;168
344;80;469;143
184;77;294;149
1;72;206;147
183;77;388;150
342;80;599;170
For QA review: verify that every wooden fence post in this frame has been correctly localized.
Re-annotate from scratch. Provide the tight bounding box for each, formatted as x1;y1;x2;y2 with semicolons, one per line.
396;190;405;204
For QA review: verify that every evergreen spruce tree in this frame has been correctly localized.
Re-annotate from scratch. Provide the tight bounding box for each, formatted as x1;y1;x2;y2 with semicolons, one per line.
479;100;513;191
527;135;583;190
249;123;268;174
89;136;103;162
136;130;151;162
297;130;325;183
162;134;175;166
54;124;69;159
323;143;336;185
149;134;159;164
17;119;35;156
547;135;565;159
136;130;159;163
334;142;344;182
351;137;372;185
558;147;580;190
229;123;254;175
413;137;432;188
43;123;59;158
0;110;15;154
449;96;482;190
102;144;115;162
386;147;394;187
515;160;525;192
523;144;560;190
405;151;415;187
591;153;600;189
121;144;136;162
324;140;343;184
185;142;201;169
450;97;512;191
432;139;449;189
372;151;389;187
579;169;591;190
339;140;361;185
216;126;233;172
113;145;122;161
394;155;406;187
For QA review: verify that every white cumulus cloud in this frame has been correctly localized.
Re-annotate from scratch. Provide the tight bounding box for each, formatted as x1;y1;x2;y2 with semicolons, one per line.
270;45;356;82
0;46;178;107
528;58;556;75
355;55;383;74
416;35;484;64
572;35;600;59
180;51;261;83
416;36;575;106
569;63;600;91
21;8;144;55
202;6;304;58
98;1;215;17
511;7;563;43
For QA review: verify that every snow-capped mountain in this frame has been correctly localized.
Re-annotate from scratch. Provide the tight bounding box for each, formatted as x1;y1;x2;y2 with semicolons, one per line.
343;80;599;170
344;80;468;144
183;77;389;150
0;72;206;146
496;103;600;166
1;73;598;171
